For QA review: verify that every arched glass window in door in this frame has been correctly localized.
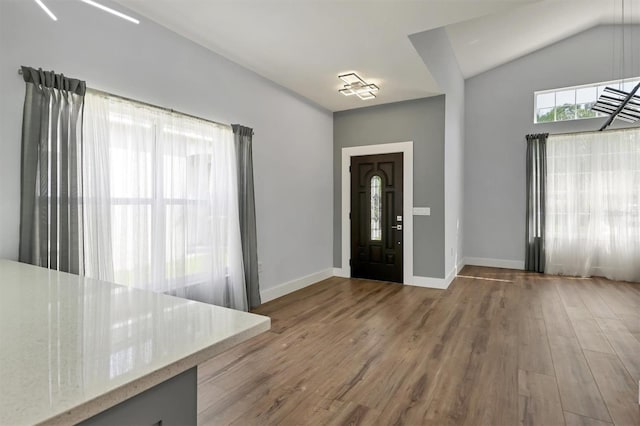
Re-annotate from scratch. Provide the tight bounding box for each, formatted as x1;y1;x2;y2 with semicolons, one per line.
370;175;382;241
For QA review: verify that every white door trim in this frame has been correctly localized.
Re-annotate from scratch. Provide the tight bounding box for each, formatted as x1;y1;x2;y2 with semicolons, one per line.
340;142;414;284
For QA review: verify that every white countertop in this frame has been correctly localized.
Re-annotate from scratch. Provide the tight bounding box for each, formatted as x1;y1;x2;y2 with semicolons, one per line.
0;260;270;425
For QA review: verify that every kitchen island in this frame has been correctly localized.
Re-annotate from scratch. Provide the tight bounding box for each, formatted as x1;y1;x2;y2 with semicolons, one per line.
0;260;270;425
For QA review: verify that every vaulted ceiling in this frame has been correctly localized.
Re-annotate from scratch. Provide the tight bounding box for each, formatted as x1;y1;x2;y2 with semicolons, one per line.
116;0;640;111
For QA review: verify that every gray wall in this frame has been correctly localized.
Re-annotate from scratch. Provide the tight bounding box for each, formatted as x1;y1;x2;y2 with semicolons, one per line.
333;97;446;279
464;25;640;264
410;28;465;277
0;0;334;291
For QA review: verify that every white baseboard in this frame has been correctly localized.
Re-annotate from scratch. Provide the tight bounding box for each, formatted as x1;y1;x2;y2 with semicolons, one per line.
262;257;524;302
333;267;349;278
408;275;450;290
261;256;530;303
463;257;525;270
260;268;334;303
446;266;458;287
332;268;455;290
410;263;462;290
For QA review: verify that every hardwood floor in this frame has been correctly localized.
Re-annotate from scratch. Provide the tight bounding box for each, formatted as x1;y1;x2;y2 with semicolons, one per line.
198;266;640;425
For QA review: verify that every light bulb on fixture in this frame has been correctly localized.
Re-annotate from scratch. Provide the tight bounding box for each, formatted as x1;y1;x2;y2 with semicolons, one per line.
79;0;140;24
32;0;139;24
34;0;57;21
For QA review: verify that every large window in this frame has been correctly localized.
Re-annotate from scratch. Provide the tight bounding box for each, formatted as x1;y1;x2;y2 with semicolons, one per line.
545;128;640;282
83;91;247;309
534;77;640;123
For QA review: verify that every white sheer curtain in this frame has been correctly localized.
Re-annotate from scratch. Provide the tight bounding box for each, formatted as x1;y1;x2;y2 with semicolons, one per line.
83;90;247;310
546;128;640;282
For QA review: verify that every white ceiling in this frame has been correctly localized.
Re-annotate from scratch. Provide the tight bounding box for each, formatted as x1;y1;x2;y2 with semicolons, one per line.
448;0;640;78
115;0;640;111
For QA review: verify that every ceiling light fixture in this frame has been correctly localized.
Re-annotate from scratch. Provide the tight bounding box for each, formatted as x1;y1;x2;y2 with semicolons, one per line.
591;0;639;130
592;86;640;127
338;73;379;100
32;0;139;24
34;0;57;21
79;0;140;24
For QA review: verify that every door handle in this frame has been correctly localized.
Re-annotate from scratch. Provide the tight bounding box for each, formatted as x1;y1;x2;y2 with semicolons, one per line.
392;224;402;231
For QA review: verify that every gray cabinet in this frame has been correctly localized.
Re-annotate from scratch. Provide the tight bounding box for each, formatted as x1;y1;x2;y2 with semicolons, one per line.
80;367;197;426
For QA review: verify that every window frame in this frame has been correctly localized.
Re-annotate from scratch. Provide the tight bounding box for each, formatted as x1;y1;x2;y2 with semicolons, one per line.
534;76;640;124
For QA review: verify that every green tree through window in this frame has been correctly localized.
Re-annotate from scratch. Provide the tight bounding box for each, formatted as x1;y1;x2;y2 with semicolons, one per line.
534;77;639;123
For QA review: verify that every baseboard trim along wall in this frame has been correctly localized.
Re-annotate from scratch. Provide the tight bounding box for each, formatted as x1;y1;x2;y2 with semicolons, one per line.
409;275;450;290
260;268;334;303
262;257;526;304
264;265;459;303
333;267;349;278
335;268;456;290
463;257;525;270
333;268;456;290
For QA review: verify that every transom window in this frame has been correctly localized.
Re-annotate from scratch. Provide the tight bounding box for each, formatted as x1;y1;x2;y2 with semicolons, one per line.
534;77;640;123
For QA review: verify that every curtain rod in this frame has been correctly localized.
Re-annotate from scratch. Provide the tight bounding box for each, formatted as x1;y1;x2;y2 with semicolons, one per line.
87;88;232;130
545;125;640;138
17;67;233;131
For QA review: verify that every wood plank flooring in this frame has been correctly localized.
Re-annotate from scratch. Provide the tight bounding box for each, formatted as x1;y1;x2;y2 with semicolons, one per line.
198;266;640;426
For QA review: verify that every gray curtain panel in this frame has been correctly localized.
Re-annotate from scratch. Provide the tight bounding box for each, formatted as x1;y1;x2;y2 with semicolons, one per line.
232;124;261;309
19;66;86;274
525;133;548;273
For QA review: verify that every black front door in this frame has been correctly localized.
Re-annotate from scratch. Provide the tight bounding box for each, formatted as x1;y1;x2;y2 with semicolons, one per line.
350;153;403;283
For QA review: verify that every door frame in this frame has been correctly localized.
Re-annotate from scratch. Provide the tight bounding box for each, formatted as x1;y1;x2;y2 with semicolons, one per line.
340;141;413;284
